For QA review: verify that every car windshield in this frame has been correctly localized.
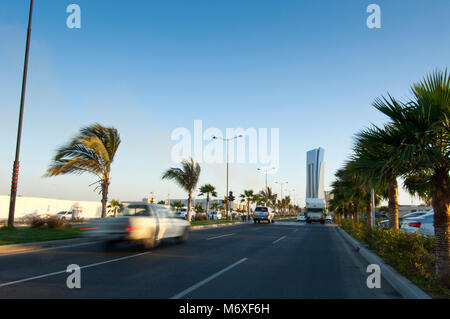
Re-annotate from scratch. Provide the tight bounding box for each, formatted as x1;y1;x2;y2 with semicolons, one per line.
255;207;268;212
120;204;151;216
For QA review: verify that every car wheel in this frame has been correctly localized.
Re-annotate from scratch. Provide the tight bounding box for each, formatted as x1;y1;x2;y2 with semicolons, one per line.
176;227;189;244
271;218;275;224
142;237;160;249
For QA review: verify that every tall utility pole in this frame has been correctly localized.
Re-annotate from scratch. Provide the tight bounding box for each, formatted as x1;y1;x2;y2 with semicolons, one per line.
8;0;34;228
213;134;243;219
275;181;288;199
275;181;288;215
257;167;275;190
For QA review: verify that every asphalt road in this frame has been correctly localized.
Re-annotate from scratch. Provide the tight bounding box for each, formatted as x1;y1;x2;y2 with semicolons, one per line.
0;220;400;298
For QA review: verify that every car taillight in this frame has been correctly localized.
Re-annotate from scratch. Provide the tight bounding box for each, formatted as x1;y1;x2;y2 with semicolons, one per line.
125;227;135;231
267;212;270;217
408;222;421;228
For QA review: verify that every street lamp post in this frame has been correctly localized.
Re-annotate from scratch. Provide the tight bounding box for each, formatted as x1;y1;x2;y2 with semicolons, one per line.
275;181;288;215
8;0;34;228
213;134;243;219
257;167;275;190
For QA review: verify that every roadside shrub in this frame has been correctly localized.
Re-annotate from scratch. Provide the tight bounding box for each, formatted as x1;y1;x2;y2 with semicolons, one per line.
338;218;443;294
195;214;207;221
30;216;47;228
45;216;65;229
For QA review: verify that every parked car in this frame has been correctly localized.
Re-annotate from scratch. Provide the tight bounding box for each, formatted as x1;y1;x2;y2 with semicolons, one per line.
174;207;196;220
253;206;275;224
399;211;429;224
54;211;73;221
297;214;306;222
377;220;389;229
208;211;222;220
401;211;434;235
83;202;190;248
362;212;388;219
418;212;434;237
325;214;333;223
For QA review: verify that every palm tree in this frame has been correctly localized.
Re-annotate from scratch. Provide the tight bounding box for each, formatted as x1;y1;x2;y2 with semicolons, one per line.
44;123;121;218
240;190;255;220
350;129;397;228
198;184;217;220
259;187;277;209
373;70;450;286
107;199;122;217
171;200;184;210
162;158;201;222
210;201;220;212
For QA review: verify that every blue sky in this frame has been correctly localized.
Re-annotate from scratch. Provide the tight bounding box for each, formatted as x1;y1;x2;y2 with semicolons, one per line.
1;0;449;205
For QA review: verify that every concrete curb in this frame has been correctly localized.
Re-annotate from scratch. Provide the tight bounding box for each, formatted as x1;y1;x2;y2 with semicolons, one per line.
336;226;431;299
0;237;94;255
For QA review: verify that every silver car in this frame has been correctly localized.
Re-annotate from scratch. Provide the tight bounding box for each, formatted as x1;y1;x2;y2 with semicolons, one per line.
83;202;190;248
418;212;434;237
400;211;433;233
401;211;434;235
253;206;275;224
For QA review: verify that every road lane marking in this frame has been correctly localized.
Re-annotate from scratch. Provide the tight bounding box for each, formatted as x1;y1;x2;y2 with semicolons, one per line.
272;235;287;244
0;252;151;288
170;258;248;299
0;241;100;257
206;233;235;241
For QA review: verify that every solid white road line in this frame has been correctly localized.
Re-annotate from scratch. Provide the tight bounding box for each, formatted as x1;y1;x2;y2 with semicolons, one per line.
0;241;99;257
0;252;151;288
170;258;248;299
206;233;235;241
272;235;287;244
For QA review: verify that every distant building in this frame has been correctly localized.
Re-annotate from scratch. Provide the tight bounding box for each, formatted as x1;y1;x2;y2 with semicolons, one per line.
306;147;325;199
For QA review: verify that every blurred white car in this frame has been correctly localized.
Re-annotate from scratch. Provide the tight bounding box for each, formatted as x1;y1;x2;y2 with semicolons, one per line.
297;214;306;222
83;203;190;248
325;214;333;223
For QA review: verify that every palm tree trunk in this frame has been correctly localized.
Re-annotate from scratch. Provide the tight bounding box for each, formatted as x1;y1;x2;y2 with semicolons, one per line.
366;193;373;229
187;192;192;222
206;194;210;220
101;181;109;218
432;167;450;287
247;201;250;221
388;178;399;229
353;201;359;223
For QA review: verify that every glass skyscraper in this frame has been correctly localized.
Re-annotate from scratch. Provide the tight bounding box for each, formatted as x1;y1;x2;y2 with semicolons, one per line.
306;147;325;199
